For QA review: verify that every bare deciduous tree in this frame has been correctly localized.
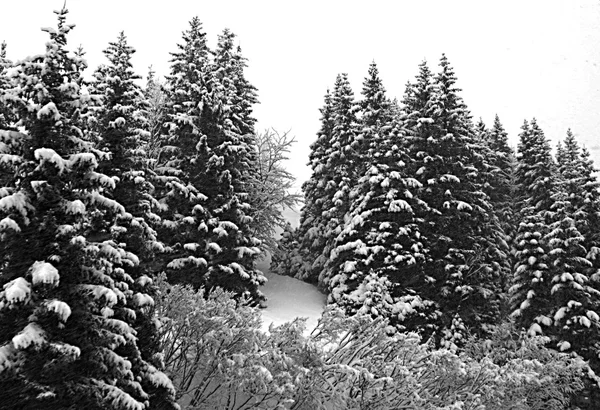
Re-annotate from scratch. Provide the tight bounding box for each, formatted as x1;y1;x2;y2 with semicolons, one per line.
246;128;302;253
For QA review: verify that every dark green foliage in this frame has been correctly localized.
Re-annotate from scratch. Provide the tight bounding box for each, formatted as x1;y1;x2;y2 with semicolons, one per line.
88;32;178;409
326;62;434;333
0;9;174;409
294;89;335;283
403;56;503;342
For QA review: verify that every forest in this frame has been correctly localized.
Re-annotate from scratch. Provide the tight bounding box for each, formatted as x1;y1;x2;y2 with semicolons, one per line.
0;6;599;410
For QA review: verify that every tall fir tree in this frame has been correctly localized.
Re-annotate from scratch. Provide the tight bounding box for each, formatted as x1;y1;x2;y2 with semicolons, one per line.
578;147;600;274
358;61;393;164
326;93;433;332
294;89;335;283
88;32;177;409
0;9;174;409
403;56;502;343
196;28;265;301
510;119;557;336
157;17;213;290
298;74;362;288
478;115;514;310
552;131;600;371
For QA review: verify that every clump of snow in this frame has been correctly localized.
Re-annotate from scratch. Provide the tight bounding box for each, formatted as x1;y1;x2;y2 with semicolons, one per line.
0;217;20;233
0;344;16;372
133;293;154;307
12;322;45;349
136;275;153;287
388;199;411;213
0;192;32;221
64;199;86;215
46;299;72;321
30;261;60;287
37;102;61;121
3;277;32;304
558;340;571;351
34;148;66;173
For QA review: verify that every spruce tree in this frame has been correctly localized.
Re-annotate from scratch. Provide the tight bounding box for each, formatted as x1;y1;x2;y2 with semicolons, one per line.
157;17;213;289
552;130;600;370
0;9;173;409
294;89;335;283
314;73;361;287
510;119;557;336
358;61;393;164
514;119;556;219
478;115;514;309
197;28;264;301
403;56;502;342
326;105;433;333
579;147;600;272
88;32;177;409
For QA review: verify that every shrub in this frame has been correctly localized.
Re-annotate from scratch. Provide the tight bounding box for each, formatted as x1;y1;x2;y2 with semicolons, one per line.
155;277;587;410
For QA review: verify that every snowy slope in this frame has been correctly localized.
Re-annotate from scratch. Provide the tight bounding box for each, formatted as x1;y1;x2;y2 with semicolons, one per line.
257;256;326;333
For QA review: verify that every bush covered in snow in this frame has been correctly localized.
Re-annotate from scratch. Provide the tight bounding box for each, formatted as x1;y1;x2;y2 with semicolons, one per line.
156;277;588;410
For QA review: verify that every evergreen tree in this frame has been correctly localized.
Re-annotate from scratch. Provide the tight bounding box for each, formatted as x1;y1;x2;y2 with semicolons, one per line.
478;115;514;308
294;89;335;283
157;17;213;289
0;9;173;409
403;56;502;342
510;119;556;336
0;41;9;127
88;32;177;409
197;28;265;301
0;41;15;188
579;147;600;273
552;130;600;371
556;130;600;268
358;61;393;164
271;221;304;277
294;75;360;287
326;104;434;333
314;73;361;287
514;119;556;219
545;189;597;357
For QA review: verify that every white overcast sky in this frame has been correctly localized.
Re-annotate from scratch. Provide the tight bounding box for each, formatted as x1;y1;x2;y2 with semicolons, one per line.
2;0;599;188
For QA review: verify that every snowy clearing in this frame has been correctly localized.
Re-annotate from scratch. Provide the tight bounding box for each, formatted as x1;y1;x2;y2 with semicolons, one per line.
257;254;326;334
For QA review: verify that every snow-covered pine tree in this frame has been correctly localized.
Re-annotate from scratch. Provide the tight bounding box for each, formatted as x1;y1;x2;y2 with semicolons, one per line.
515;119;556;219
293;89;335;283
326;92;434;333
557;130;600;272
88;32;177;408
294;75;361;288
509;119;557;337
313;73;362;288
193;28;265;301
545;190;598;357
157;17;213;289
358;62;393;165
485;115;515;240
551;130;600;370
475;116;514;312
578;147;600;277
0;8;174;409
271;221;304;277
0;41;9;129
0;41;14;189
403;56;502;342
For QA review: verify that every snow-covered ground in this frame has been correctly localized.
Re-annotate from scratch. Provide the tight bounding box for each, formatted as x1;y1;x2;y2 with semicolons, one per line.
257;255;326;334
